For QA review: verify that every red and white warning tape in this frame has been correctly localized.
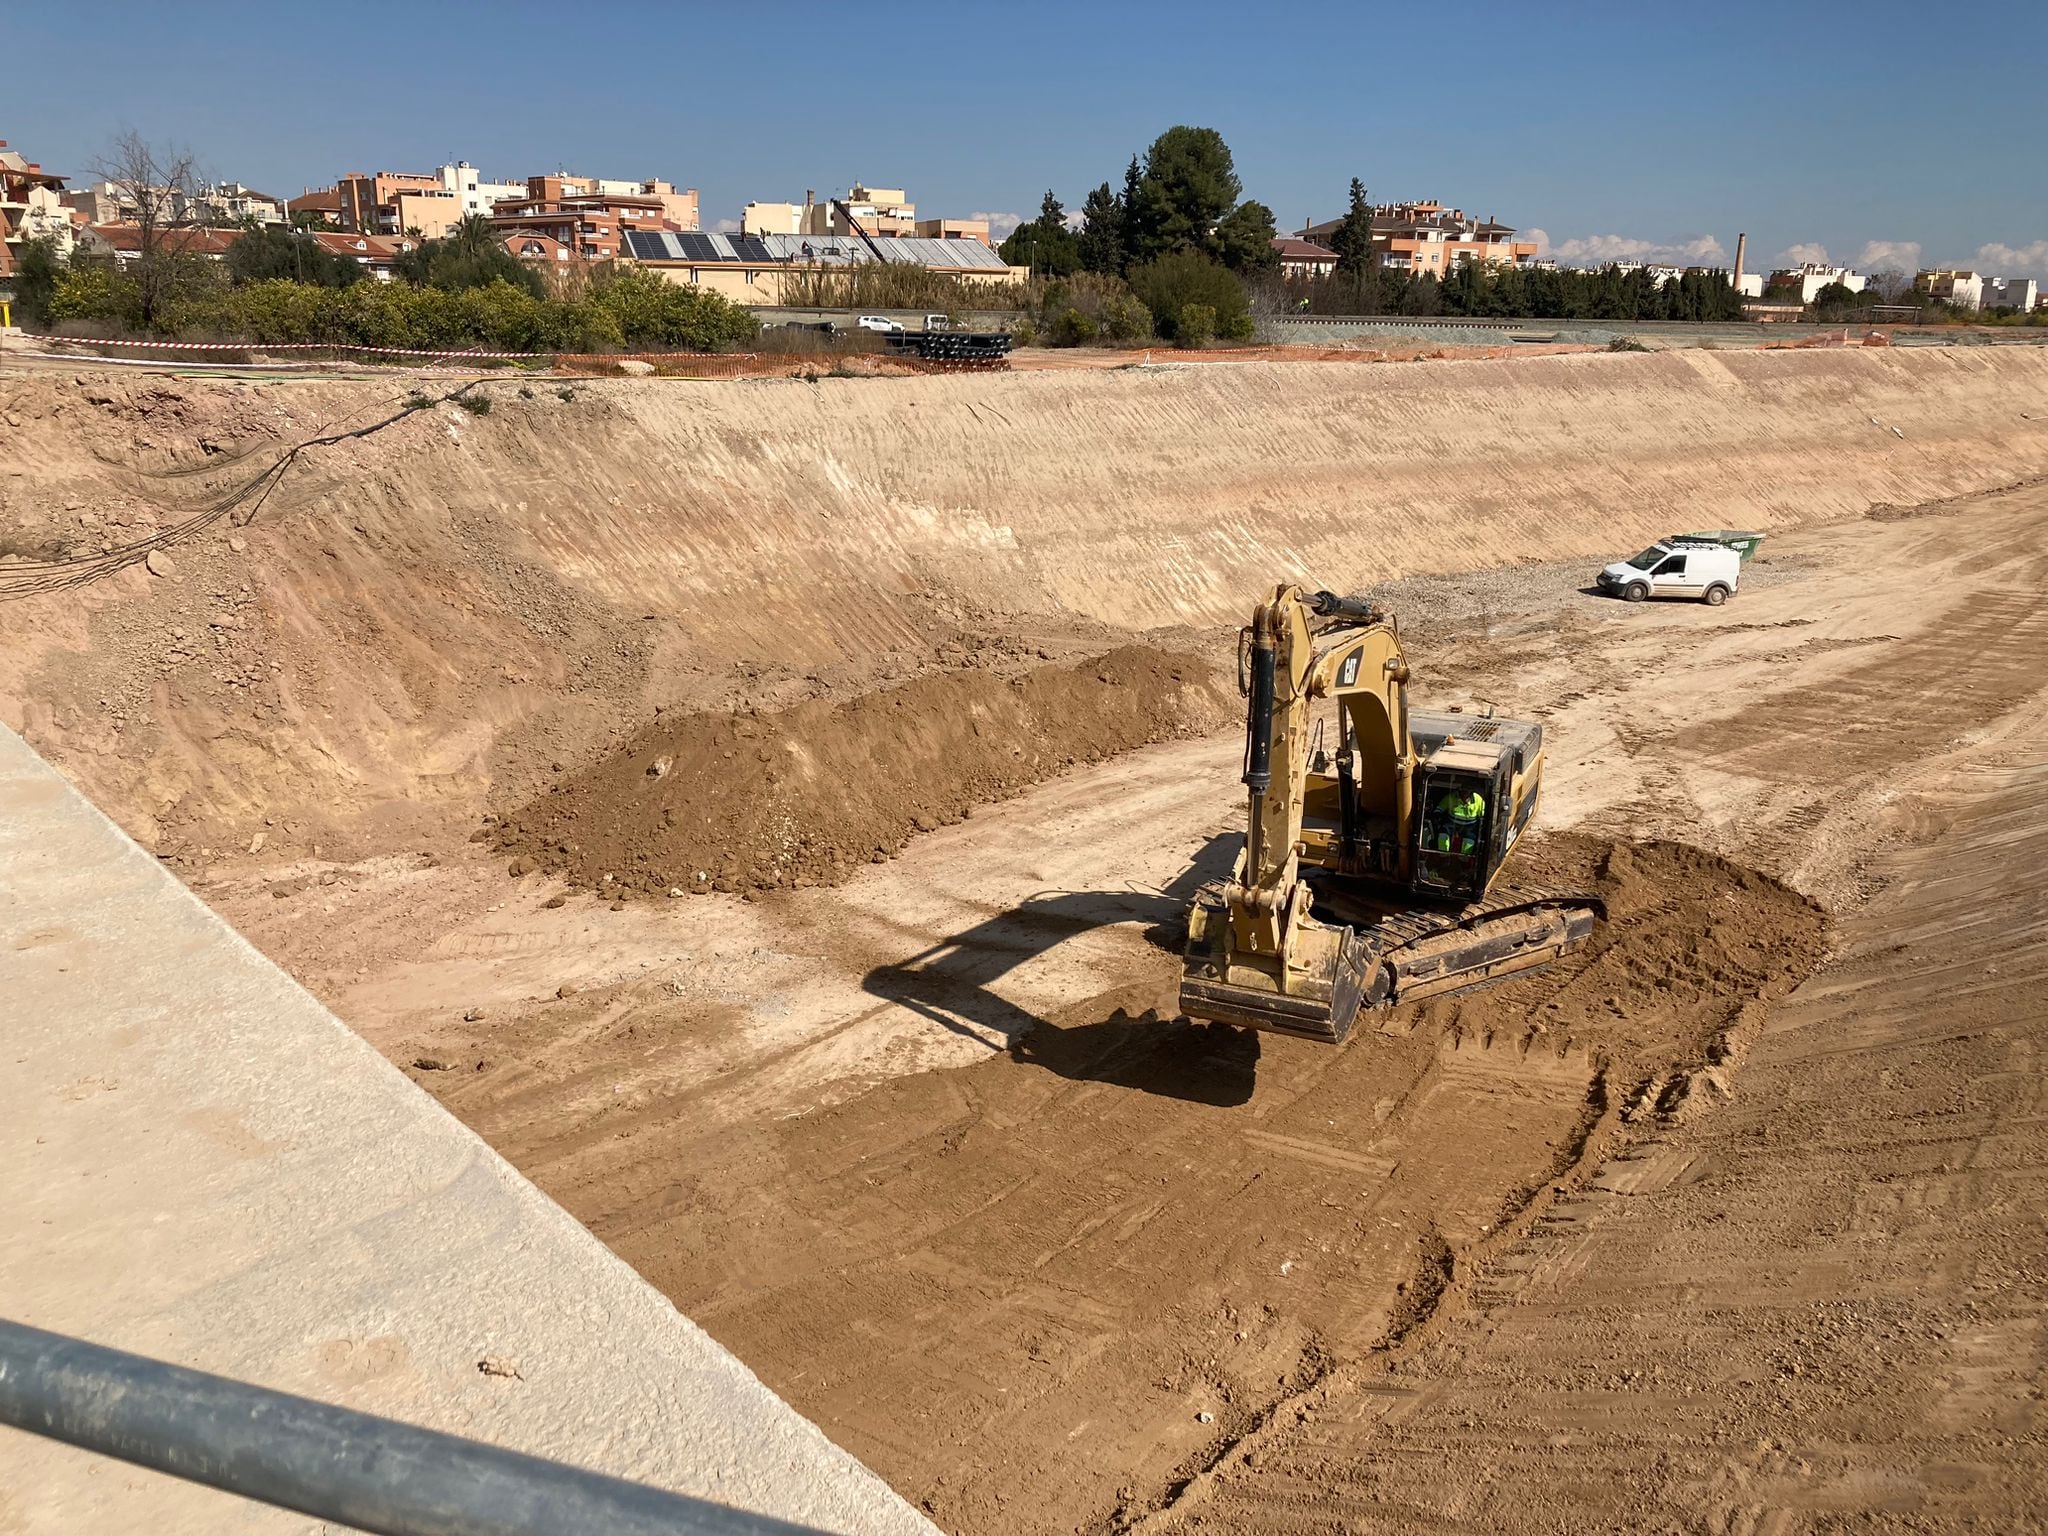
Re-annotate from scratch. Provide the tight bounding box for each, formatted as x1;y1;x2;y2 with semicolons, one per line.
22;334;548;360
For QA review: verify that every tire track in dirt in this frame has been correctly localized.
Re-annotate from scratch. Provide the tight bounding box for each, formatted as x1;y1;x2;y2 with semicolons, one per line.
526;837;1824;1535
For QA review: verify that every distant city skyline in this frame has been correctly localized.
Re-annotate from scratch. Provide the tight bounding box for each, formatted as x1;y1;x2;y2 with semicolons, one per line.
10;0;2045;279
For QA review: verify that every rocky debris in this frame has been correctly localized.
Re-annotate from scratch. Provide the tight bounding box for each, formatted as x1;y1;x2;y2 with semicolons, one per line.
144;549;177;578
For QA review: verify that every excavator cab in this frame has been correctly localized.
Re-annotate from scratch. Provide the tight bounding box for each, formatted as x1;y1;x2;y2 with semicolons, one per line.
1415;767;1497;900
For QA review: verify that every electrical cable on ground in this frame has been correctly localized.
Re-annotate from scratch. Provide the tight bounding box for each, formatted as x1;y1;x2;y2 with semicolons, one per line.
0;381;486;602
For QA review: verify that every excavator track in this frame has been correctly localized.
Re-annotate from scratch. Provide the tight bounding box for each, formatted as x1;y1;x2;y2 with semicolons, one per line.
1179;884;1603;1045
1334;886;1605;1010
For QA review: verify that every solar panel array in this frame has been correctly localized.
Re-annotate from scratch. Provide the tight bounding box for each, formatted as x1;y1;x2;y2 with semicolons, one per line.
622;230;1010;271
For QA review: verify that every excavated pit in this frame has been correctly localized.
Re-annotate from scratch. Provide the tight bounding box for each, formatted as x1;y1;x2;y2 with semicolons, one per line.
6;351;2047;1535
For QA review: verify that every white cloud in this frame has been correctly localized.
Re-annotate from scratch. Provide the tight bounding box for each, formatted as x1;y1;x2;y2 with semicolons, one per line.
711;217;741;234
1551;233;1728;265
1062;210;1085;232
1775;242;1829;266
1855;239;1922;274
971;210;1023;240
1973;239;2048;280
1523;227;1551;256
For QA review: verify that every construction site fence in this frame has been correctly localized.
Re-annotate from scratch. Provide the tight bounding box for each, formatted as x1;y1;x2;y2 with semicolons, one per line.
6;332;1029;378
0;1317;837;1536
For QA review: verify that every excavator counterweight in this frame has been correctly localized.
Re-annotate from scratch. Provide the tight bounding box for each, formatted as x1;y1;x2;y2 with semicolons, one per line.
1177;585;1601;1043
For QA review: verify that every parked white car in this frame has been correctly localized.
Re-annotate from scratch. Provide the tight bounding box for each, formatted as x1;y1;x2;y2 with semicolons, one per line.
855;314;905;333
1597;540;1742;605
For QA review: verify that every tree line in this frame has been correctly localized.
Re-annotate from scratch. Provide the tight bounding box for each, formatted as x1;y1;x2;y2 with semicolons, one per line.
15;208;759;353
1262;257;1752;323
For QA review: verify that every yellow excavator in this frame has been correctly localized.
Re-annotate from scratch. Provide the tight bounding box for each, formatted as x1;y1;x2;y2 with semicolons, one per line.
1180;584;1601;1044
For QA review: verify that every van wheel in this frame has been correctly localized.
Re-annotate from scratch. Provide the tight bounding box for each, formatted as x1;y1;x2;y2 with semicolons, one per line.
1624;582;1649;603
1703;584;1730;606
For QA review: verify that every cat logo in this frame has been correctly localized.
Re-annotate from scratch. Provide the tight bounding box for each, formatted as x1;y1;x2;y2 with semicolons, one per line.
1337;652;1362;688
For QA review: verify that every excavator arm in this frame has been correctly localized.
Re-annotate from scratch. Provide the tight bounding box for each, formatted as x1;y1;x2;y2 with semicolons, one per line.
1180;586;1401;1043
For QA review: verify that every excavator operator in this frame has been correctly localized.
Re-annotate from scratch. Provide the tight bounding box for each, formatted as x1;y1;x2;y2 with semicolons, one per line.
1429;786;1487;856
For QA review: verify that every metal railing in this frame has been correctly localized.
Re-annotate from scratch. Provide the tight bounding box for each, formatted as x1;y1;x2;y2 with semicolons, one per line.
0;1318;838;1536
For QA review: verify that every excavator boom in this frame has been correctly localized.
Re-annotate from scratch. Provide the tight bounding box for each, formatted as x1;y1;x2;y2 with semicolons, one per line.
1177;585;1600;1044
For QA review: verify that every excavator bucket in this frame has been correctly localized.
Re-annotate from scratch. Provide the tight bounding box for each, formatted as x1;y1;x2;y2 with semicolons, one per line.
1179;885;1602;1046
1178;883;1383;1045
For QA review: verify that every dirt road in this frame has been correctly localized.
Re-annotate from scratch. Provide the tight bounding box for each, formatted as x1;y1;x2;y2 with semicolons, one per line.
196;479;2048;1531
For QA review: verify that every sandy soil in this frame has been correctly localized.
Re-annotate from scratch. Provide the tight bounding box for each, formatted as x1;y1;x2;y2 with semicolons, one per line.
6;354;2048;1531
193;480;2048;1534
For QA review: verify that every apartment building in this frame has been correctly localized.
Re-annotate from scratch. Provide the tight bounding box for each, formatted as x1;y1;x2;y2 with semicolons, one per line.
1915;269;1983;309
199;182;286;225
0;140;71;272
336;171;442;234
1271;237;1340;277
436;161;525;219
490;177;687;261
1981;275;2040;312
743;186;990;245
1295;200;1540;276
519;174;698;233
913;216;992;244
1766;263;1867;304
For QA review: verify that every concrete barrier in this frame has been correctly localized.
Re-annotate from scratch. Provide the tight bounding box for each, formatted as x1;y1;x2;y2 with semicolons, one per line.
0;725;936;1536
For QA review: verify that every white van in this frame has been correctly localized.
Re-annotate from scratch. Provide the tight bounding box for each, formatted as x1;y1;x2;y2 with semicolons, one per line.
1597;541;1742;605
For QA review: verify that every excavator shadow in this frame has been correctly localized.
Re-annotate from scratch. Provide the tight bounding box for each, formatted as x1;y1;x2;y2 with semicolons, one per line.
860;833;1257;1105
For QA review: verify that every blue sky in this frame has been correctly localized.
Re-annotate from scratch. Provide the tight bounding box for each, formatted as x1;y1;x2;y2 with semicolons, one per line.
11;0;2046;277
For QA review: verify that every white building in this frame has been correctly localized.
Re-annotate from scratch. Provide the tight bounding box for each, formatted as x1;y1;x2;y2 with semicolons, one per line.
1768;263;1868;304
197;181;286;225
1916;269;1984;310
1981;275;2038;312
435;161;526;219
1734;271;1764;297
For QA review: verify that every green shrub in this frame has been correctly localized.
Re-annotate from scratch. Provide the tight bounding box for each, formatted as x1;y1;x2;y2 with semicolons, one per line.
36;261;755;355
1176;303;1217;348
585;268;760;350
14;238;63;327
1050;306;1099;346
47;266;143;330
1101;293;1153;342
457;394;492;415
1127;251;1248;343
1222;310;1256;343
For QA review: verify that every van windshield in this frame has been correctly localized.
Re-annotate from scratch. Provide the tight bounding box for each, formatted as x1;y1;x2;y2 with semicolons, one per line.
1626;545;1670;570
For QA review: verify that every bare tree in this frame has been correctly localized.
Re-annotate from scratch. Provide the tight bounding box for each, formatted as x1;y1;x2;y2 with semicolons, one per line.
1867;268;1915;305
90;130;205;330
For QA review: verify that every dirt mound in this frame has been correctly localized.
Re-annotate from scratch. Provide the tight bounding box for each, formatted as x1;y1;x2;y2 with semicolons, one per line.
572;834;1824;1533
487;645;1233;897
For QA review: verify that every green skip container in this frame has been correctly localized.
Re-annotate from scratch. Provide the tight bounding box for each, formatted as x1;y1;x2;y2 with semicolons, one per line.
1673;530;1767;563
